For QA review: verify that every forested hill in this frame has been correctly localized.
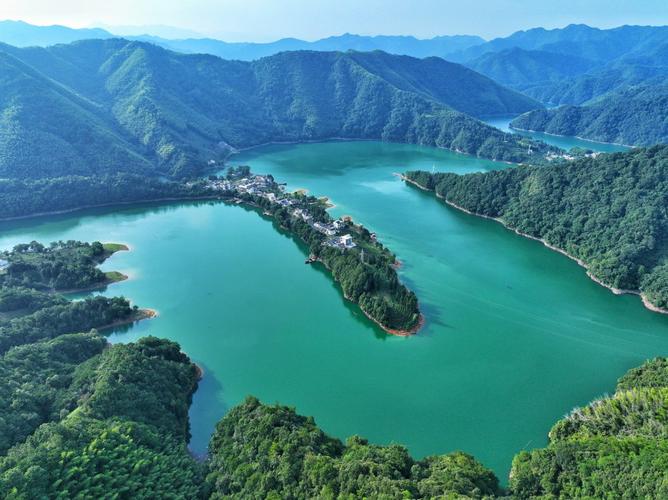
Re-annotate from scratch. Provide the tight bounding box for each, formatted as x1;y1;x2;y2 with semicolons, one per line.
404;146;668;311
466;48;597;91
0;39;549;183
510;84;668;146
511;357;668;498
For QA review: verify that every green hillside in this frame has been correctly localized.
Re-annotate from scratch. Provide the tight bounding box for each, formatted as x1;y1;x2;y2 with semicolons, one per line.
0;39;550;182
512;84;668;146
404;146;668;311
466;47;597;90
0;50;151;179
510;357;668;498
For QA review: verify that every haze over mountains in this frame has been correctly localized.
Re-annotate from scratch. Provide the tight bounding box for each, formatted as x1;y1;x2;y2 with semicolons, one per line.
2;19;668;152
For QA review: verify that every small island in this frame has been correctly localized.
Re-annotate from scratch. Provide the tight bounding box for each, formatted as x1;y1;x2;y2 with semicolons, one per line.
199;166;422;335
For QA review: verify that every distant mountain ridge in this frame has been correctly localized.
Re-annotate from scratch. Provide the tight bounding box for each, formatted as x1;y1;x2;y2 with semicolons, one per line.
134;32;486;61
0;20;484;60
0;38;547;181
0;20;112;47
458;24;668;105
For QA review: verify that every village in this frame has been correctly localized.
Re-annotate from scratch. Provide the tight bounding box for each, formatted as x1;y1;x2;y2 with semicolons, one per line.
202;171;357;251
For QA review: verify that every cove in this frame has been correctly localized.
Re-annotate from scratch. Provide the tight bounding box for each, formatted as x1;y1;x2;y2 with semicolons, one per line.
0;141;667;482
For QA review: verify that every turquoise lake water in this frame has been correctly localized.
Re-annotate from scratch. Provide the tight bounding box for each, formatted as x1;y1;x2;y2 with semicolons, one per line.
0;134;661;482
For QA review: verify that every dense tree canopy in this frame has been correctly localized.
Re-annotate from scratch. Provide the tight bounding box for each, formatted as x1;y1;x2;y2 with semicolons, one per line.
511;83;668;146
206;396;500;499
1;240;111;291
405;145;668;310
509;357;668;499
0;337;204;500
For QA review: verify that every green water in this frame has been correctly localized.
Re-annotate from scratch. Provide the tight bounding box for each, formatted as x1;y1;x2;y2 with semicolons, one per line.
0;141;665;482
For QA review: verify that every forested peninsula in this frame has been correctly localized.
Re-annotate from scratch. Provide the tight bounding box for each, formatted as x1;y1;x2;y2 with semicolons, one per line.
403;145;668;313
210;167;421;334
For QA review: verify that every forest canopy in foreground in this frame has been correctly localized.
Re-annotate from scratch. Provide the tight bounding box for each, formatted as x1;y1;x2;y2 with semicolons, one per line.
405;145;668;311
1;239;668;498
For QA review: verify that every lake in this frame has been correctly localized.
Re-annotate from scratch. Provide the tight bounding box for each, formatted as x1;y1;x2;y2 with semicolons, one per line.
0;137;662;481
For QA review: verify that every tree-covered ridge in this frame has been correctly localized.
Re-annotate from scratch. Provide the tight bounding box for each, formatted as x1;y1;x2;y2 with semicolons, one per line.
0;240;124;291
0;238;203;498
466;47;597;91
509;357;668;499
206;396;500;499
0;332;106;454
0;337;204;499
0;38;552;185
0;173;222;220
0;295;136;355
404;145;668;311
511;83;668;146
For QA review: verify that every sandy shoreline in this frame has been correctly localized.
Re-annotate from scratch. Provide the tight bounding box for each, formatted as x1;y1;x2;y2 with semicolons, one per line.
400;174;667;315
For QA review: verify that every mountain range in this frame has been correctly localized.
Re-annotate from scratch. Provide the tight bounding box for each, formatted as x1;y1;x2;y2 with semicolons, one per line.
461;25;668;105
0;38;546;181
0;21;484;60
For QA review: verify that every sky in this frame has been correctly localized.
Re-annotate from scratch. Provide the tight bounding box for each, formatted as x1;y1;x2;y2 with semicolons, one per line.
1;0;667;42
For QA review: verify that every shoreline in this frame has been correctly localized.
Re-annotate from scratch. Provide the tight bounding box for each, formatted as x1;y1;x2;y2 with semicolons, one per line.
0;195;227;223
57;273;129;295
98;308;158;331
509;125;635;149
312;255;423;336
58;243;132;294
400;174;668;316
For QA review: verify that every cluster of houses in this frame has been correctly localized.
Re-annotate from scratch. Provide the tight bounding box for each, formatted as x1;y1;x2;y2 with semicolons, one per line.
235;175;276;195
312;220;356;250
205;172;358;252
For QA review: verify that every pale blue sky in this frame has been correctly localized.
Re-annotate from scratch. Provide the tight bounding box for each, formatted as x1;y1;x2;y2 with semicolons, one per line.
2;0;667;41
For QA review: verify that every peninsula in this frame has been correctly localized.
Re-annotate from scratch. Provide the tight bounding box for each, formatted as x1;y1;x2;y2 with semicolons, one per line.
202;166;422;334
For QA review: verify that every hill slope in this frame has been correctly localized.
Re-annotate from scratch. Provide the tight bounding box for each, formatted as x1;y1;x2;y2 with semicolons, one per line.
511;84;668;146
466;47;597;90
0;39;549;181
510;357;668;498
405;146;668;312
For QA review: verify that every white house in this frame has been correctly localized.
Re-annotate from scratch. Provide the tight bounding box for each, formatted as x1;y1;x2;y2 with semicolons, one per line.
339;234;356;248
314;222;337;236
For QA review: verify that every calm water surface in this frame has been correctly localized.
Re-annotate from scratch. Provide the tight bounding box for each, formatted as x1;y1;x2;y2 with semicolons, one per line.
0;139;663;481
484;116;631;153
